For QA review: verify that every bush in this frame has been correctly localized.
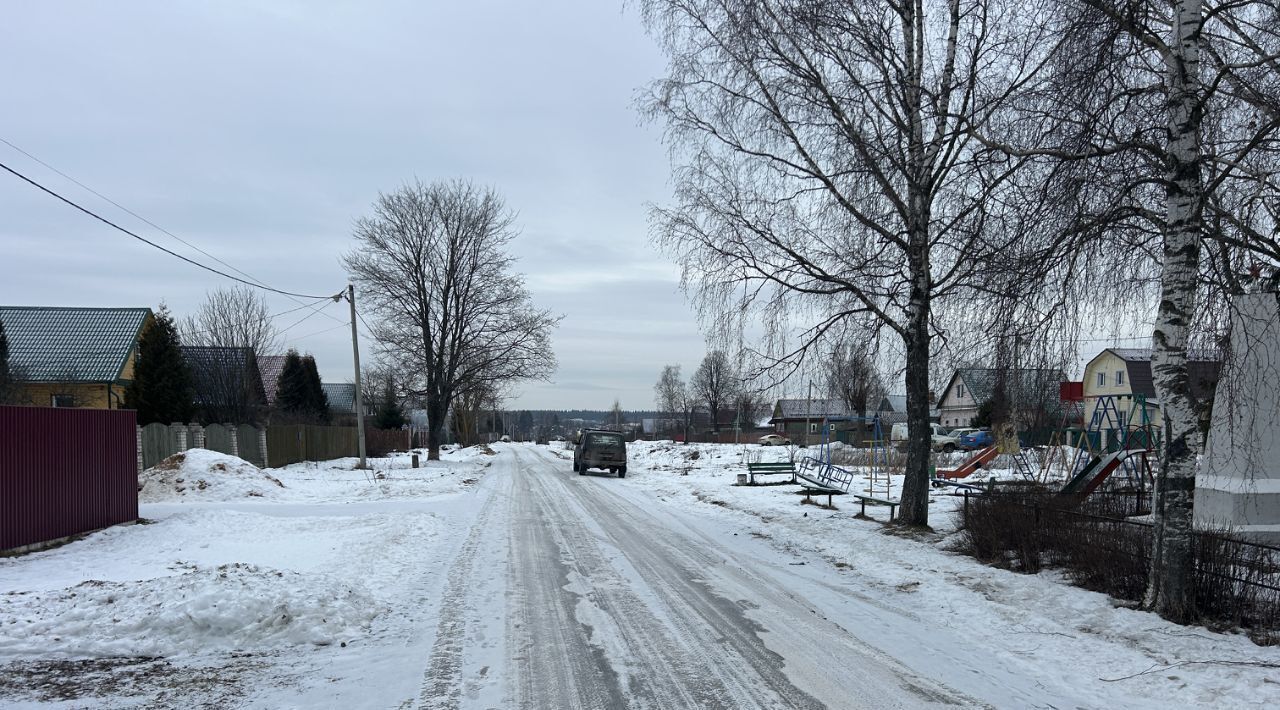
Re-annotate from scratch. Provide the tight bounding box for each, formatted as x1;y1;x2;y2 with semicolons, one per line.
958;487;1280;634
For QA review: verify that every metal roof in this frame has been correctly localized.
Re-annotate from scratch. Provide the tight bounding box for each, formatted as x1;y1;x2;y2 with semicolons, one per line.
0;306;151;383
257;354;287;405
322;382;356;413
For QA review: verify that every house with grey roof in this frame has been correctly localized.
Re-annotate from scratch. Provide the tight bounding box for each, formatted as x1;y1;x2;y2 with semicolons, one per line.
0;306;152;409
321;382;372;425
936;367;1068;430
768;398;887;445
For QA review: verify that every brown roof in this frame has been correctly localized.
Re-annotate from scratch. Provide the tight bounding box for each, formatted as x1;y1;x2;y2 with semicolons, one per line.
1106;348;1221;401
258;354;287;405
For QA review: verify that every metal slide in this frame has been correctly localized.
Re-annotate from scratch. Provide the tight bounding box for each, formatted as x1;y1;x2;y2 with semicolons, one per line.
936;446;999;480
1058;449;1144;498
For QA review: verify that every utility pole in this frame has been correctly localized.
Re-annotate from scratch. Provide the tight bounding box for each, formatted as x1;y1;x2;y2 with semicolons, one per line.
347;284;367;468
805;380;813;448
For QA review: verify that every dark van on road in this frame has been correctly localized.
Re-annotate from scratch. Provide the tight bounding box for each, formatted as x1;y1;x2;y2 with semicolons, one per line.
573;429;627;477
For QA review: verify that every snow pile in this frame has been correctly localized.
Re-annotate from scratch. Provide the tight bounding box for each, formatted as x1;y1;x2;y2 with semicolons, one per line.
0;562;380;658
139;449;285;502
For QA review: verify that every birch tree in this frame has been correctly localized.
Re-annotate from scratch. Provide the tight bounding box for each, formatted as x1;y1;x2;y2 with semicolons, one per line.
345;180;559;460
985;0;1280;621
639;0;1066;525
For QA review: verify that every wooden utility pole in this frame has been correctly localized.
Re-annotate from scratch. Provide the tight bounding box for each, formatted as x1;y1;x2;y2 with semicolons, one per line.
347;284;367;468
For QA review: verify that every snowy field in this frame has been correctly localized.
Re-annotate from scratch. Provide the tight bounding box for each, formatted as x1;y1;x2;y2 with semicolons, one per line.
0;441;1276;708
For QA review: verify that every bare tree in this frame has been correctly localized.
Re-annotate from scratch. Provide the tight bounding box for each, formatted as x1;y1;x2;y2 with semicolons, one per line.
639;0;1069;525
826;342;884;418
654;364;694;438
182;286;282;357
691;350;739;432
345;179;559;460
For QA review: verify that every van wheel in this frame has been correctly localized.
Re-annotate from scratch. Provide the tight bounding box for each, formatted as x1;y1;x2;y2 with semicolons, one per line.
578;465;587;475
618;467;626;478
943;444;956;453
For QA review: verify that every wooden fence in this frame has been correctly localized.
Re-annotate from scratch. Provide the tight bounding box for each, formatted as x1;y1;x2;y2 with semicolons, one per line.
2;405;138;552
265;425;358;468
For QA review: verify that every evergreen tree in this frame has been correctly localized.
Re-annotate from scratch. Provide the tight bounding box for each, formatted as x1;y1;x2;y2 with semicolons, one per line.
0;319;16;404
125;306;195;424
374;376;406;430
301;355;329;423
275;350;310;420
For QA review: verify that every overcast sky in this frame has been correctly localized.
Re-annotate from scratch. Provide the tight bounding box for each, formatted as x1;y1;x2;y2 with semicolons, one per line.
0;1;714;410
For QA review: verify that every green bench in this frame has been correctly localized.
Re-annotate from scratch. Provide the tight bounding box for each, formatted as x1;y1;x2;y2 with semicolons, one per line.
850;493;899;521
745;461;796;485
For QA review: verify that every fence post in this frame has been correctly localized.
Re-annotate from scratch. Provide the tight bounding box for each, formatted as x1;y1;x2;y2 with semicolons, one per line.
258;426;269;468
191;424;205;450
136;425;144;474
963;489;969;517
171;422;188;452
227;424;240;458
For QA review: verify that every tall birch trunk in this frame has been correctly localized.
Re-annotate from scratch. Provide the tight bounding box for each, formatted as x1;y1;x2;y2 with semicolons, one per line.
897;1;933;527
1145;0;1204;622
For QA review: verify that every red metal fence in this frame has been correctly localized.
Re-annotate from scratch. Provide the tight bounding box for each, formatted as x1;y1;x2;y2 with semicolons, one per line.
1;405;138;552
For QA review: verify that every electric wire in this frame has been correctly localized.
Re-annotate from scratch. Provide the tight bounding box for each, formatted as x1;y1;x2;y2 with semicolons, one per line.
0;157;336;300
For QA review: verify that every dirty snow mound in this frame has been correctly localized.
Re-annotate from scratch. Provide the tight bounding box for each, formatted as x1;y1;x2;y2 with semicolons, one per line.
0;563;380;658
139;449;284;502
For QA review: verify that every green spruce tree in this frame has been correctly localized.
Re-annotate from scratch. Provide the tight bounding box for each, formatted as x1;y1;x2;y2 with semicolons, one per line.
276;350;310;421
301;355;329;423
374;376;405;429
125;306;195;424
0;319;16;404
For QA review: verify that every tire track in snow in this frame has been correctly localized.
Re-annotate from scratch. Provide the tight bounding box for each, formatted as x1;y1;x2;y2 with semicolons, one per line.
512;447;825;709
417;474;506;710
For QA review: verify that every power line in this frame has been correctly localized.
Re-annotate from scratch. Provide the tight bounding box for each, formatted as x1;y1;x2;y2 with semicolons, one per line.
180;298;338;339
0;157;335;300
277;298;339;336
291;321;352;342
0;137;291;295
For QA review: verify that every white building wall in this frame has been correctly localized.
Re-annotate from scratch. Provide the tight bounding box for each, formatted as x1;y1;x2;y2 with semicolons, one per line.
1196;292;1280;544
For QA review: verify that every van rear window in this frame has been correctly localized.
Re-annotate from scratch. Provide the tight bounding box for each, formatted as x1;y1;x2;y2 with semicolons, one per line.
585;433;624;446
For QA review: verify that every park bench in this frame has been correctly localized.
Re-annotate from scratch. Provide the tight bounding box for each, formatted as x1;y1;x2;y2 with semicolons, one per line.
849;493;899;521
745;460;796;485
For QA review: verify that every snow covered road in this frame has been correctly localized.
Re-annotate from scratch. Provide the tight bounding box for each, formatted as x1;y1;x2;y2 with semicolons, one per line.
473;445;970;709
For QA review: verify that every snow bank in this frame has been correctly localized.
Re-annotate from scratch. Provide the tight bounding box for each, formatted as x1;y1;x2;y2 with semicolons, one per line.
139;449;285;503
0;562;380;658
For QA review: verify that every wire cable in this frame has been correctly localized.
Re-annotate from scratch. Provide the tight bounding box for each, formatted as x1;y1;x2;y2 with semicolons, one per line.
0;158;336;300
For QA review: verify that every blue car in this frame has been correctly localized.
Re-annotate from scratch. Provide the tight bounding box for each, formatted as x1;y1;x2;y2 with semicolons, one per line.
960;430;994;451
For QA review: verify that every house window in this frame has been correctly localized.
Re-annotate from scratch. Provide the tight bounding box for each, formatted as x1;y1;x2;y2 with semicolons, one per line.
810;423;818;433
1096;372;1106;387
51;394;74;408
1115;370;1125;386
957;384;965;399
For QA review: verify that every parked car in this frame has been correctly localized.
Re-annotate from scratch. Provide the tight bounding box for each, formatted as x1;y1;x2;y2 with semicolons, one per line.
891;423;960;453
959;429;994;451
949;427;981;440
758;433;791;446
574;429;628;477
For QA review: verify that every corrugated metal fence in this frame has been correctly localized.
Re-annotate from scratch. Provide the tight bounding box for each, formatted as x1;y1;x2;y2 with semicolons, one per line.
1;405;138;552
